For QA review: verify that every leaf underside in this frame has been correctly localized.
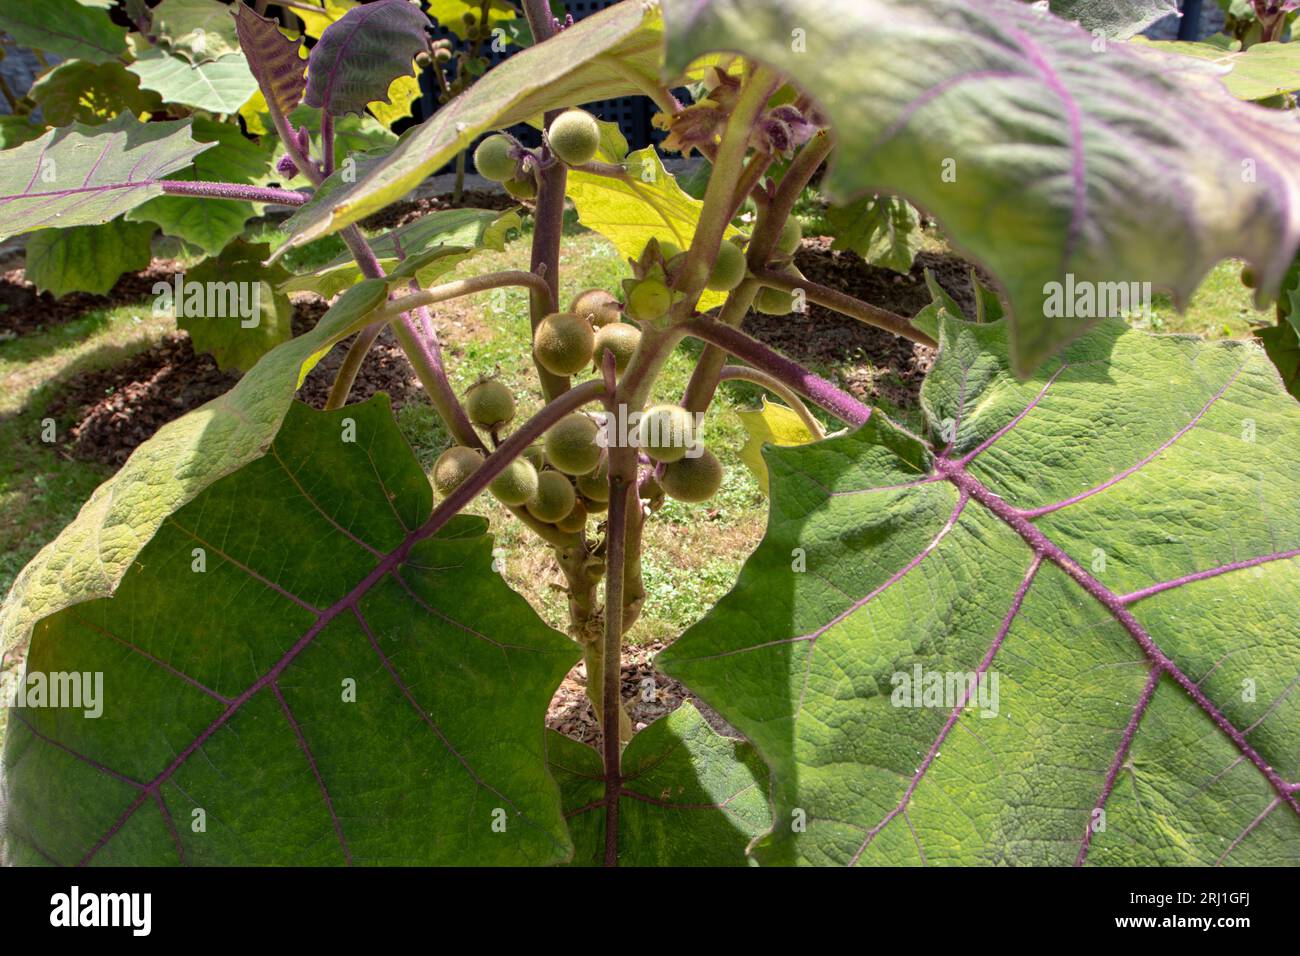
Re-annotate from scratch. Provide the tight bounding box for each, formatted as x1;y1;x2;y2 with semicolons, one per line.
232;2;309;122
2;398;579;866
660;0;1300;375
303;0;429;118
660;317;1300;866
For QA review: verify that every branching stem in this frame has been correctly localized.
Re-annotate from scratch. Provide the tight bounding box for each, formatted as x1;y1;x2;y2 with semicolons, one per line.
751;267;933;346
717;366;826;438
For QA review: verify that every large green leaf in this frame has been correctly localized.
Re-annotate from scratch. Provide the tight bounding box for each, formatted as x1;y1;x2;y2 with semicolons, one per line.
1133;38;1300;101
660;0;1300;375
153;0;241;63
128;48;260;113
0;0;128;63
29;61;164;127
280;206;521;298
824;194;923;275
736;398;818;497
0;113;211;240
177;241;295;372
0;278;389;658
303;0;428;118
2;396;579;865
659;316;1300;865
128;118;277;255
549;703;772;866
23;219;156;297
277;0;670;250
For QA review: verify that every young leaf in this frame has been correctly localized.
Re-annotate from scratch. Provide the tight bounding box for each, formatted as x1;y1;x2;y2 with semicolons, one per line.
303;0;429;118
0;0;128;63
176;241;295;373
0;278;389;659
549;704;772;866
292;0;360;39
23;219;156;297
128;48;260;114
2;397;579;865
824;194;923;275
659;317;1300;865
28;61;164;127
660;0;1300;375
278;0;669;250
153;0;241;63
0;114;212;239
231;2;308;126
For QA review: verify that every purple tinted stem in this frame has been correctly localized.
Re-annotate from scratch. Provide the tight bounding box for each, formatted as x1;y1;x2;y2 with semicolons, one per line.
680;317;872;427
159;180;309;206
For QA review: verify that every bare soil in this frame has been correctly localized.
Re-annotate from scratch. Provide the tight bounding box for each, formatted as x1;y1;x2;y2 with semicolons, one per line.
0;259;184;339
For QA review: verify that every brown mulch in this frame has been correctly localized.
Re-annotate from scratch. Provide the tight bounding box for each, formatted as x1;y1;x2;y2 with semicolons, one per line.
545;642;740;745
45;296;423;468
0;259;185;339
359;190;519;231
742;240;988;409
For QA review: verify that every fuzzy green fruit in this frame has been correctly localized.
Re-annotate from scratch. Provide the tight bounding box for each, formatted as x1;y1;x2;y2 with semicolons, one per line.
661;448;723;503
569;288;621;327
431;446;483;497
473;134;516;182
637;404;696;464
581;495;608;514
592;322;641;374
626;279;672;322
576;458;609;502
548;109;600;166
526;470;577;523
777;216;802;256
658;240;681;260
523;445;546;471
504;175;537;200
755;283;796;315
707;239;747;292
488;458;539;507
464;378;515;429
545;413;602;475
534;311;595;376
555;498;589;533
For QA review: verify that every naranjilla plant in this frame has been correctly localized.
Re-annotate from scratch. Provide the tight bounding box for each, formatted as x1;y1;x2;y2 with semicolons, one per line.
0;0;1298;867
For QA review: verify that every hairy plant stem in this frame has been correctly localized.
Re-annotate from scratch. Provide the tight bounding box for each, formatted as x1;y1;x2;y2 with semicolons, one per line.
321;113;336;178
717;365;826;438
682;317;872;427
601;442;637;867
159;180;308;206
682;132;834;414
751;266;933;346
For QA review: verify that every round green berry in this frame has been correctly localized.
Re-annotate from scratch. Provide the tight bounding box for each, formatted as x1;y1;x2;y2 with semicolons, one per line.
755;283;796;315
637;404;697;464
548;109;600;166
526;470;577;523
555;498;589;533
661;448;723;503
592;322;641;374
504;175;537;200
545;413;602;475
576;457;609;502
706;239;747;292
464;378;515;430
488;458;539;507
534;311;595;376
431;446;483;497
473;134;516;182
569;288;621;327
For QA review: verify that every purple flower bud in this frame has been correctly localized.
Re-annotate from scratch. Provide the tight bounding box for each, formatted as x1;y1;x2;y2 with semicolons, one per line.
276;153;299;178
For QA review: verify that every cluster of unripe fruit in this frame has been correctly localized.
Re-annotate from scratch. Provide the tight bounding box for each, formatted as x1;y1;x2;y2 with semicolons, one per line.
472;109;602;200
430;358;725;525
